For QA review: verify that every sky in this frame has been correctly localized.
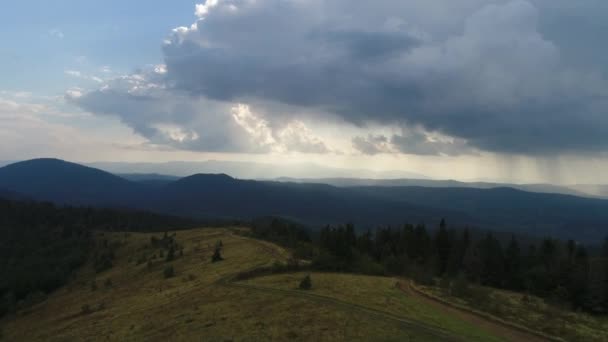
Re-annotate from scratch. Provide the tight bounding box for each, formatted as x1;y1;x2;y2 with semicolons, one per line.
2;0;608;184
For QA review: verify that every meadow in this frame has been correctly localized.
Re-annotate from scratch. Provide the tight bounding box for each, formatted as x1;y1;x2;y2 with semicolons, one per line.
0;228;438;341
1;226;582;341
418;282;608;342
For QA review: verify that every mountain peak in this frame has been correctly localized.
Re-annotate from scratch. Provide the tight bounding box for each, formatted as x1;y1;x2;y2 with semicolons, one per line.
0;158;140;205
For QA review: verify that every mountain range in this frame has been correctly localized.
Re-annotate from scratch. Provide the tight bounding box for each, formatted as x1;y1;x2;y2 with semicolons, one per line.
89;160;429;179
89;161;608;199
2;158;608;242
273;177;591;198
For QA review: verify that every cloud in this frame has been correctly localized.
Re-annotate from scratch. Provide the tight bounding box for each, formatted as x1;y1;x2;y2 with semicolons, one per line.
195;0;220;18
48;28;64;39
276;121;329;154
0;91;33;99
65;70;82;78
68;67;331;154
352;135;393;155
390;130;473;156
352;128;473;156
65;70;104;83
157;0;608;155
0;95;140;161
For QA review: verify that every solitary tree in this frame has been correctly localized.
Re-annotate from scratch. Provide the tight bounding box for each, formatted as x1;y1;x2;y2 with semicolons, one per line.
299;274;312;290
212;247;223;263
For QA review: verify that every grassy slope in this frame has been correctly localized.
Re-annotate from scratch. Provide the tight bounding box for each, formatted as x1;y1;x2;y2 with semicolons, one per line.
419;284;608;342
1;227;503;341
242;273;502;341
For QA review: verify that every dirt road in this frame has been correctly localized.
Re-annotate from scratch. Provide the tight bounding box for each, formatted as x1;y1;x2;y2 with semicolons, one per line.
397;281;551;342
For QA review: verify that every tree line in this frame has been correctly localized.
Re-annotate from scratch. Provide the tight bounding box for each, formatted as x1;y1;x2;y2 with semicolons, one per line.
252;217;608;314
318;219;608;313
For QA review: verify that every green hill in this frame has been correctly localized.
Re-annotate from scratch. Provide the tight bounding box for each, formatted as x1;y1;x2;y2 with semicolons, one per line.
5;227;599;341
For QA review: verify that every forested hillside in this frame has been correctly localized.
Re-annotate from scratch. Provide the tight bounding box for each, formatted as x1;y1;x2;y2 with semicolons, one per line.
0;199;197;317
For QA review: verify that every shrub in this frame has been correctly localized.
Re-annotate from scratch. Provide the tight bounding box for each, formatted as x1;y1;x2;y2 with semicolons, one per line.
299;275;312;290
469;286;492;307
0;293;16;316
211;247;223;263
287;257;300;269
136;255;146;265
272;261;286;272
411;267;434;286
438;276;451;290
16;291;47;311
451;273;470;298
550;286;570;307
166;247;175;262
163;265;175;279
93;252;113;273
81;304;92;315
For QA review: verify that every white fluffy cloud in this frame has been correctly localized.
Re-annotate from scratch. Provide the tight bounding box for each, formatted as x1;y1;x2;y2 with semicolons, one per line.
68;66;331;154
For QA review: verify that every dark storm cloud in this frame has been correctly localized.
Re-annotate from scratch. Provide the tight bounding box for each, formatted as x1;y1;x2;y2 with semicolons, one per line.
319;30;421;61
352;131;472;156
390;131;473;157
160;0;608;155
352;135;390;155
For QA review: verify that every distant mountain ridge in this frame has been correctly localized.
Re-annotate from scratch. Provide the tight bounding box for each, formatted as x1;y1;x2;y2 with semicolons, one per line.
273;177;592;198
89;160;429;180
0;159;146;206
569;184;608;199
118;173;181;187
2;158;608;242
118;173;181;182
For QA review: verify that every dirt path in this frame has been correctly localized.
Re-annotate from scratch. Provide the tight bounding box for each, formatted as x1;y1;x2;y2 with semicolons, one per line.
397;281;550;342
224;234;550;341
219;235;460;340
223;278;460;341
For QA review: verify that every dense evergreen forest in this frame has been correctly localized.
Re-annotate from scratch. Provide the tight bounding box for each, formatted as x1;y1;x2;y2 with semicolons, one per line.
0;199;198;317
252;218;608;314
